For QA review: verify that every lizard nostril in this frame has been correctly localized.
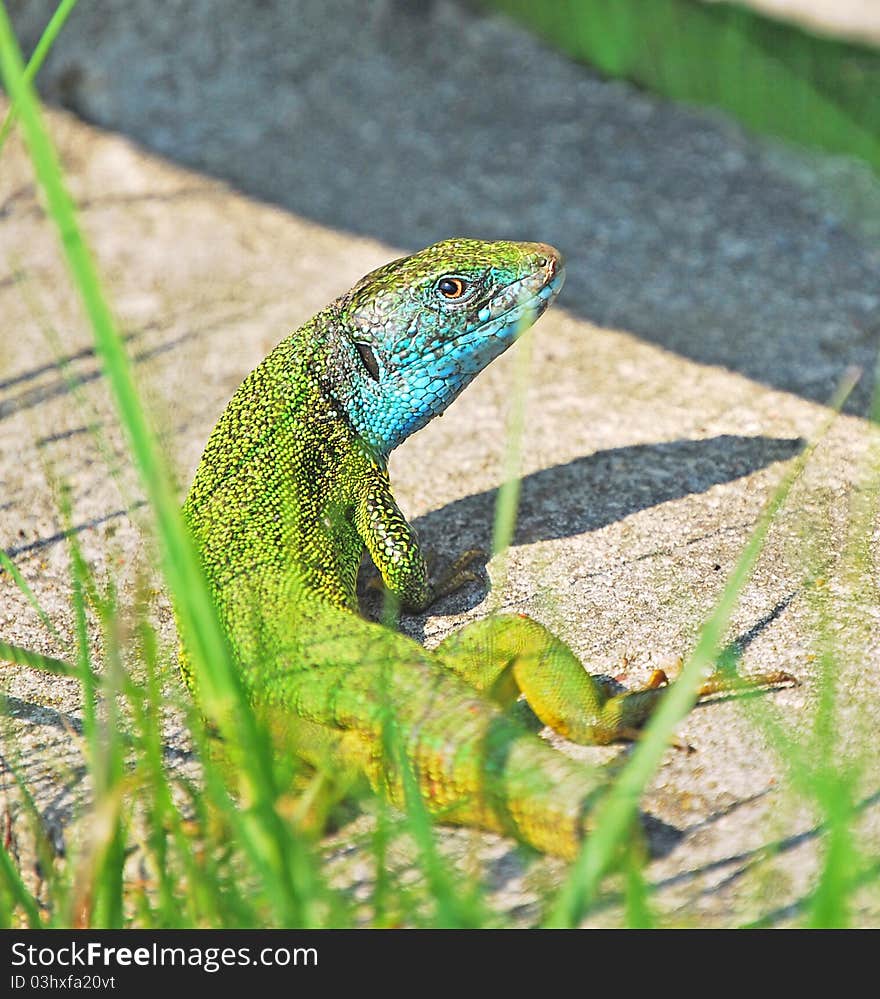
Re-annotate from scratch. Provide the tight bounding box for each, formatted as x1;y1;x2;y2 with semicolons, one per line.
535;256;547;268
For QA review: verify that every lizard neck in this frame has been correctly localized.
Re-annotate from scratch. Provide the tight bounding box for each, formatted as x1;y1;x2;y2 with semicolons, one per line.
319;305;515;461
184;319;374;611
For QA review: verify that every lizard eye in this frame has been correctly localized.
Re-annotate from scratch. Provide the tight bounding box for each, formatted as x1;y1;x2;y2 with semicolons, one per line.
435;276;469;301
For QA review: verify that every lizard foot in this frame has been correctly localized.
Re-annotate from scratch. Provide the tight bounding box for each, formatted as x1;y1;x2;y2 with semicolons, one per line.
427;547;487;603
697;668;799;698
659;657;799;698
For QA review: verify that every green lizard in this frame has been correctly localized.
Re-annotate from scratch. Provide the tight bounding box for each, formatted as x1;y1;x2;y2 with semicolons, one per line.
182;238;791;858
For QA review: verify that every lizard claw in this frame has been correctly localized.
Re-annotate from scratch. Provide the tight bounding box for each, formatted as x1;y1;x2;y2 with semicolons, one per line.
650;657;798;697
645;668;670;690
697;668;799;697
428;548;488;601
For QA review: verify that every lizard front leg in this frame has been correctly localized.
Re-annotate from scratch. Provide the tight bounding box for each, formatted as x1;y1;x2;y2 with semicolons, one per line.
354;468;478;612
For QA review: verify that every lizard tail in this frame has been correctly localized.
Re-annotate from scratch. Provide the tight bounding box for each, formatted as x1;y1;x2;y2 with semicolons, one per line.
254;654;610;859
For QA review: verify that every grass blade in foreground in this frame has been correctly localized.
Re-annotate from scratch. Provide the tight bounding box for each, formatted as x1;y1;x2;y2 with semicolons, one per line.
491;315;535;562
0;6;325;926
0;0;79;153
546;371;859;927
0;548;66;649
0;640;78;677
0;839;42;928
0;1;231;725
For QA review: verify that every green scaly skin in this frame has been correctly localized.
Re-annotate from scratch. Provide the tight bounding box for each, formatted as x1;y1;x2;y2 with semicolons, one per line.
182;238;791;859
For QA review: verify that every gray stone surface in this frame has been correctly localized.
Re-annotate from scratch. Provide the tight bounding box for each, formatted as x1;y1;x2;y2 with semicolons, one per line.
2;0;880;925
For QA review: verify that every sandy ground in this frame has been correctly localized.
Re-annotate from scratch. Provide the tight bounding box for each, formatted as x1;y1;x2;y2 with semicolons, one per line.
2;0;880;925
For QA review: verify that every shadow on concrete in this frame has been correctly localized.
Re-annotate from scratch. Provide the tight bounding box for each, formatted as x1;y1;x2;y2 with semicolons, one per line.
7;433;801;571
8;0;880;414
356;433;803;628
412;433;803;554
0;305;252;425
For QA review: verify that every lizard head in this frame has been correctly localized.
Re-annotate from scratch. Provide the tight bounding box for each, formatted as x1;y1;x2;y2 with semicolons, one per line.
333;238;565;457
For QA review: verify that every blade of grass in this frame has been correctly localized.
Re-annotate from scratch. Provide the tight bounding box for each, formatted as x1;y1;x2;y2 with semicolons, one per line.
372;648;488;928
545;369;859;927
0;3;233;723
744;856;880;929
491;316;535;562
0;640;78;677
391;720;488;928
126;619;195;927
0;6;327;926
0;840;42;928
0;0;79;153
724;358;880;926
56;484;101;758
622;836;655;929
0;549;66;650
62;497;127;928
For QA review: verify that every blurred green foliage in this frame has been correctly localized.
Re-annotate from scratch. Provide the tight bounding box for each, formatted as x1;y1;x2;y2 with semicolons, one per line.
484;0;880;175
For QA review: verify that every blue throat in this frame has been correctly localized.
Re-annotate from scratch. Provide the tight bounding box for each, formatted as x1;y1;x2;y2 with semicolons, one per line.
341;268;565;459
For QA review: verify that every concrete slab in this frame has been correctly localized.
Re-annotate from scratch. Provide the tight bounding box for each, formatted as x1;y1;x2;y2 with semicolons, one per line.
2;0;880;925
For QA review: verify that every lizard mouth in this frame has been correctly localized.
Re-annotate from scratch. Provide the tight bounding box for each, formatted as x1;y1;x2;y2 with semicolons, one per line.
415;263;563;381
392;248;565;385
468;260;566;343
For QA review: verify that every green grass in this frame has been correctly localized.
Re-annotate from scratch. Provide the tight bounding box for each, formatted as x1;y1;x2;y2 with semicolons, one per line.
0;0;76;153
1;1;880;928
